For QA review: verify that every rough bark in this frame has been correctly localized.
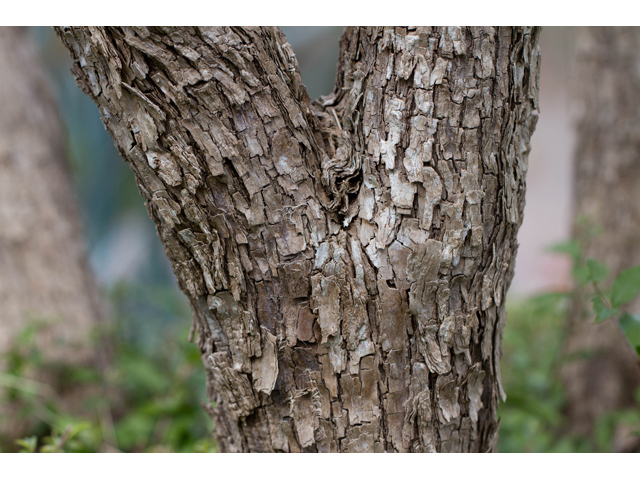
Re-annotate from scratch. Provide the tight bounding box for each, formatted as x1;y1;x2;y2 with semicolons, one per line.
0;27;105;363
56;26;540;452
563;26;640;451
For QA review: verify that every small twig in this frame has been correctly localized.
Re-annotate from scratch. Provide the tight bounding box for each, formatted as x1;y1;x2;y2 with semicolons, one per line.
331;108;342;131
592;281;610;308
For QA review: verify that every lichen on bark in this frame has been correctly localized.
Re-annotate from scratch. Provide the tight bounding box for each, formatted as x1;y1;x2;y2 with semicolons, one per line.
56;26;540;452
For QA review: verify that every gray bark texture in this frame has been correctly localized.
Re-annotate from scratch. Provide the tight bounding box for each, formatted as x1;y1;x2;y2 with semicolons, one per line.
563;26;640;452
0;27;105;363
56;26;540;452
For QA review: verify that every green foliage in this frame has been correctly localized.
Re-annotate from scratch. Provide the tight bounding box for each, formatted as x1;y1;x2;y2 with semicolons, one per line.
611;266;640;308
592;296;618;324
498;289;640;452
586;258;608;284
0;283;216;453
548;240;589;285
593;409;640;452
619;314;640;356
498;292;591;452
15;436;37;453
548;239;581;262
550;228;640;356
583;262;640;353
499;234;640;452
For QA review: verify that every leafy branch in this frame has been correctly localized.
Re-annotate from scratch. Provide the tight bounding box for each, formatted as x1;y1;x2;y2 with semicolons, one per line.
585;260;640;356
550;236;640;357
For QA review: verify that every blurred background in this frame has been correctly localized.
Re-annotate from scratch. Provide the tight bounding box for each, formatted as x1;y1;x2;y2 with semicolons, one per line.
1;27;636;453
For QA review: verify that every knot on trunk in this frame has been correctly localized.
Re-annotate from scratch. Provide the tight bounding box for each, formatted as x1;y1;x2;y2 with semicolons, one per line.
321;132;362;213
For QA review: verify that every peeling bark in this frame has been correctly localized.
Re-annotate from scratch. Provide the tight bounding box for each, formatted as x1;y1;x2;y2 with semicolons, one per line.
56;26;540;452
564;27;640;452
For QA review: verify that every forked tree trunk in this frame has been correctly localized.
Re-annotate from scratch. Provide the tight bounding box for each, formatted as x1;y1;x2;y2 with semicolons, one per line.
56;26;540;452
563;27;640;452
0;27;105;364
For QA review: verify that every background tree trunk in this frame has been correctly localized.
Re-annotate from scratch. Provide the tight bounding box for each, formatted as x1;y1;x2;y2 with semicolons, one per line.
56;26;540;452
0;26;105;363
563;26;640;452
0;26;107;438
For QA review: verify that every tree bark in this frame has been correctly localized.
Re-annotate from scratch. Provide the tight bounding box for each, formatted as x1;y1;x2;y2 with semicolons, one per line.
563;26;640;452
0;27;105;364
56;26;540;452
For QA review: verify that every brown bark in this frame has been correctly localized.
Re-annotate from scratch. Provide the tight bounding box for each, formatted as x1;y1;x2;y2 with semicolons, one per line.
0;27;105;364
56;26;540;452
563;26;640;451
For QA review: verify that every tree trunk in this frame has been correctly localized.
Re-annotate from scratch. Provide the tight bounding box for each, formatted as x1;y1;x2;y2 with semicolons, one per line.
0;26;107;442
56;26;540;452
563;26;640;452
0;27;105;364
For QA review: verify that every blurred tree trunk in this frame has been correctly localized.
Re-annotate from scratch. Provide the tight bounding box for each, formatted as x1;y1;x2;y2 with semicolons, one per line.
563;26;640;452
56;26;540;452
0;27;107;435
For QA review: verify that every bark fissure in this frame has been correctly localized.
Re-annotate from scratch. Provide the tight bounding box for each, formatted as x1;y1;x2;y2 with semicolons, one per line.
56;26;540;452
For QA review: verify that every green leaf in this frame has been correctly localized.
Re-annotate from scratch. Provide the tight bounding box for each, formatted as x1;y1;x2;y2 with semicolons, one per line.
548;240;581;261
15;436;37;453
65;421;92;440
592;296;618;323
572;264;591;286
586;258;608;284
611;266;640;307
619;313;640;351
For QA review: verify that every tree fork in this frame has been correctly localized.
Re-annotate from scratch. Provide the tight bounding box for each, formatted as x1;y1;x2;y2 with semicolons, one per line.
56;26;540;452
